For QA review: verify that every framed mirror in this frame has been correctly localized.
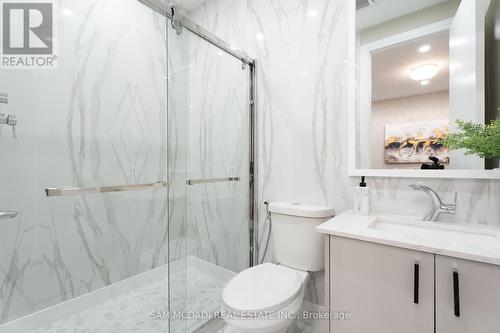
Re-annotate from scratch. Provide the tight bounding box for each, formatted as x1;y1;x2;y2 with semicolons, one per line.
348;0;500;179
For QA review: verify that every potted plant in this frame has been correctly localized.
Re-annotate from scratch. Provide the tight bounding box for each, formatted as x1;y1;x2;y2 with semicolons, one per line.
440;120;500;169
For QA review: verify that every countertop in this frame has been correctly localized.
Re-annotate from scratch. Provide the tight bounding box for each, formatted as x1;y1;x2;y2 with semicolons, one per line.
316;211;500;266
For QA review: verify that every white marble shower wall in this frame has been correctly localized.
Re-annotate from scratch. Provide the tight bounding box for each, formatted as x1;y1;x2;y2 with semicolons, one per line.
0;0;168;324
188;0;500;307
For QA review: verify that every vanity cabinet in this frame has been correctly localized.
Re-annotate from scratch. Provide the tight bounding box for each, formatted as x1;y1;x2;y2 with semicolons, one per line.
329;236;434;333
436;255;500;333
328;236;500;333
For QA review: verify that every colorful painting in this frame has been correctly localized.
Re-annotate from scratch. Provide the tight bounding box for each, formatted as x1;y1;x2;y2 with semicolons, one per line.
384;120;449;164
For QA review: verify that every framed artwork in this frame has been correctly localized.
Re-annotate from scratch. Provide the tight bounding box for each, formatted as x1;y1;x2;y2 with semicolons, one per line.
384;120;449;164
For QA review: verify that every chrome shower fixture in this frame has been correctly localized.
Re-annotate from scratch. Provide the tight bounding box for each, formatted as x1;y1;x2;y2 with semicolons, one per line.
0;92;8;104
0;113;17;138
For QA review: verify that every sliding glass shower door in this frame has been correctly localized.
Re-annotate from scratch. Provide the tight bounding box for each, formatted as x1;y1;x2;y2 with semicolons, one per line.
0;0;253;332
167;17;253;332
0;1;169;331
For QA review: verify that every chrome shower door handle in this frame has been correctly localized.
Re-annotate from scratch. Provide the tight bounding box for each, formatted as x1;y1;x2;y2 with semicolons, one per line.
0;211;19;220
186;177;241;186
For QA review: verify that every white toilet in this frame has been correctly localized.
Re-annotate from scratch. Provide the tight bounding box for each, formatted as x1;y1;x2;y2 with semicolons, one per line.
222;202;335;333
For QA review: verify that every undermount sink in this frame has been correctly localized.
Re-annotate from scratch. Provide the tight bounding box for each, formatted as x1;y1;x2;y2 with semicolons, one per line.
316;211;500;266
368;218;500;245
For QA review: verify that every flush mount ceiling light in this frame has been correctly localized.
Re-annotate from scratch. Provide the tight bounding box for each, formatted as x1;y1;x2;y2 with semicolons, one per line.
419;45;431;53
410;64;439;81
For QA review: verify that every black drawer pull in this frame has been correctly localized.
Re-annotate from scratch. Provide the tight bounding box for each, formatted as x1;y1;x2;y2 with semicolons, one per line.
453;271;460;317
414;263;419;304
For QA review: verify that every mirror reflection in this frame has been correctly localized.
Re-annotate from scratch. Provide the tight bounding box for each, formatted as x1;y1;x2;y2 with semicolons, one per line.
356;0;500;171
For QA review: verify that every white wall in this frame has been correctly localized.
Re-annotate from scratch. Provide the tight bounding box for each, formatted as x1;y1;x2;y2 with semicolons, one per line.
189;0;500;307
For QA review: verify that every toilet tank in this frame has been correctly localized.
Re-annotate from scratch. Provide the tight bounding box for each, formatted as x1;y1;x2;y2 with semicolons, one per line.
268;202;335;272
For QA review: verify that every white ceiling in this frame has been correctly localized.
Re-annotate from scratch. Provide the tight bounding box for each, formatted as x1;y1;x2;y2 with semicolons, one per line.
357;0;448;30
372;31;450;102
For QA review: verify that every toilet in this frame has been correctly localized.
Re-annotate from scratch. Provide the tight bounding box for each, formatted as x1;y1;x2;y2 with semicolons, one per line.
222;202;335;333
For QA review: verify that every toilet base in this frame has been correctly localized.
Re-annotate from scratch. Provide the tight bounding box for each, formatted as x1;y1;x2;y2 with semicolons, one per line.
222;288;304;333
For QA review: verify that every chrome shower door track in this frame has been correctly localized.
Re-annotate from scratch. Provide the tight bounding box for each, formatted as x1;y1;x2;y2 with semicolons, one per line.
137;0;254;65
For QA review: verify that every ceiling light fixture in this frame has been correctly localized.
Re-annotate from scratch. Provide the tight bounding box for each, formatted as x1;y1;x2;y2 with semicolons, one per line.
419;45;431;53
410;64;439;81
420;80;430;86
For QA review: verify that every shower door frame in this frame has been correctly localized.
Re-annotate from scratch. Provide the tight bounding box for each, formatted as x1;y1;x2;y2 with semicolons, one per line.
137;0;258;267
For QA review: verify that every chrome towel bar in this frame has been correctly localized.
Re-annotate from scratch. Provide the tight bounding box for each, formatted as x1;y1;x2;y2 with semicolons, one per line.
45;181;167;197
186;177;240;186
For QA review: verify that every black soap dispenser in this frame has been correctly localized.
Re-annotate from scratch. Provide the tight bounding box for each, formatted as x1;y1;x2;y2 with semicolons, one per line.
354;176;370;215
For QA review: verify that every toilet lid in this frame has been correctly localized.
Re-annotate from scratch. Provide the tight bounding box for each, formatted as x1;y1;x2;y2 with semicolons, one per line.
223;263;305;313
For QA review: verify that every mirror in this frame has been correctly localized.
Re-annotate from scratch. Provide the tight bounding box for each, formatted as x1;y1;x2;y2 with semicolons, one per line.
353;0;500;177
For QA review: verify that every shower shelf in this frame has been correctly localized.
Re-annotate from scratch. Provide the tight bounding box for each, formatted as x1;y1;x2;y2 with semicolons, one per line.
45;181;167;197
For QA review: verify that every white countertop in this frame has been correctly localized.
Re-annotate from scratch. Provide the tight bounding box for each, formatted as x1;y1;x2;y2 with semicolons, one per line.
316;211;500;266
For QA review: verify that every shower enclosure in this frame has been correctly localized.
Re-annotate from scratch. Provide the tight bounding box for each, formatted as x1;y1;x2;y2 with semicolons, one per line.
0;0;255;332
163;1;257;332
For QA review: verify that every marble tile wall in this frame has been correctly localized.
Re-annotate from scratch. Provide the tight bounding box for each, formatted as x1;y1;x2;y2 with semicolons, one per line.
188;0;500;307
0;0;168;324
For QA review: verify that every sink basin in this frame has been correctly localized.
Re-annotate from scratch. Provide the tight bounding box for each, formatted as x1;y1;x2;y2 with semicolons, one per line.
368;218;500;245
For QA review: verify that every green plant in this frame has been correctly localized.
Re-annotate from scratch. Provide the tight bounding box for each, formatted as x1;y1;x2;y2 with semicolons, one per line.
440;119;500;159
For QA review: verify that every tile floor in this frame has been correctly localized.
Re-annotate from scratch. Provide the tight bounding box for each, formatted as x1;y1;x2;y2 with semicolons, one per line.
29;264;227;333
26;263;318;333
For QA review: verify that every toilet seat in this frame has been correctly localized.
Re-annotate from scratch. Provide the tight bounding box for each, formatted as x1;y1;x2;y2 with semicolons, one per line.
222;263;308;314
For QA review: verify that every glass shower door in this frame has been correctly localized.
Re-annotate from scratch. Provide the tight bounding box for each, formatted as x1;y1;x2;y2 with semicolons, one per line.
167;20;252;332
0;1;169;332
